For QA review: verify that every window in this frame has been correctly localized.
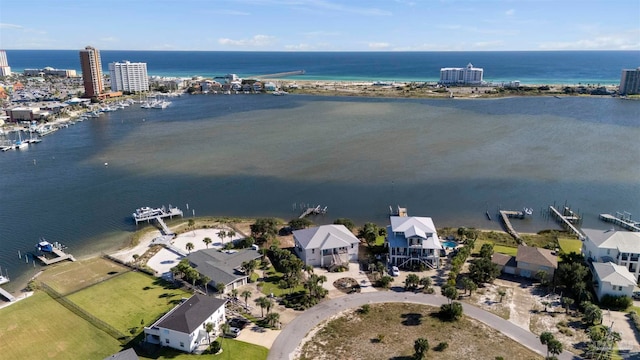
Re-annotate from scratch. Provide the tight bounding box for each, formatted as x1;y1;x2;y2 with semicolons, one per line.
165;339;170;344
180;342;184;348
312;249;315;254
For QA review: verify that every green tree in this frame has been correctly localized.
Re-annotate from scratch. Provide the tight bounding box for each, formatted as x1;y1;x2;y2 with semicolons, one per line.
441;284;458;303
479;243;494;259
358;222;380;247
439;302;463;321
241;290;252;308
217;230;227;244
305;273;328;299
497;289;507;303
205;322;214;344
468;257;500;284
250;218;279;244
199;275;211;294
461;277;477;296
265;312;280;328
288;218;313;230
419;276;432;290
378;275;394;288
188;219;195;228
231;288;238;299
226;229;236;240
413;338;429;360
405;273;420;290
203;237;212;248
547;339;563;358
562;297;574;314
241;259;258;277
540;331;554;358
582;303;603;326
333;218;355;231
255;296;269;317
215;282;225;296
186;242;195;254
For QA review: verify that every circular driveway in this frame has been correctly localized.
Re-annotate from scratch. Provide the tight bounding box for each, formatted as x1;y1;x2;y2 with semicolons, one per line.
267;291;580;360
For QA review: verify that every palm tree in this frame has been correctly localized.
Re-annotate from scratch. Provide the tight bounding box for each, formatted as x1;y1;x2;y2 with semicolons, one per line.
205;322;214;344
215;282;226;297
265;312;280;328
497;289;507;303
218;230;227;244
186;242;194;254
540;331;554;358
241;290;252;308
227;229;236;241
203;237;212;248
231;288;238;299
255;296;269;317
413;338;429;360
265;297;274;314
220;323;230;356
200;275;211;295
548;339;563;358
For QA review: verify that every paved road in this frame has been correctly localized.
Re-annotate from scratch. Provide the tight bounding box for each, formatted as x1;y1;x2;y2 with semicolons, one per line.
267;291;581;360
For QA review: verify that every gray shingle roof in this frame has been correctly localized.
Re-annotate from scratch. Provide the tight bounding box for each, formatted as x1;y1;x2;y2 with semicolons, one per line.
516;245;557;269
156;294;226;334
188;248;261;286
103;348;139;360
293;225;359;250
592;262;637;287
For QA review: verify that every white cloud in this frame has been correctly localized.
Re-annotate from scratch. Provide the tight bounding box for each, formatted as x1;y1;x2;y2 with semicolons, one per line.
505;9;515;16
0;23;24;29
368;42;390;49
218;34;276;47
472;40;505;49
284;43;313;50
209;9;251;16
538;34;640;50
100;36;118;43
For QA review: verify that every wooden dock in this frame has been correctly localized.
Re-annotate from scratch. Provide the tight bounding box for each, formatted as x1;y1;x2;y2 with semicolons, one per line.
299;205;327;219
549;206;585;239
499;210;524;243
390;205;408;217
36;248;76;265
0;287;15;302
133;205;183;224
154;216;175;236
599;213;640;232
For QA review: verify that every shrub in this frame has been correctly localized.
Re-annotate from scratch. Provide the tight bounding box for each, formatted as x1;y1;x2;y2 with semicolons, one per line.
600;294;633;311
359;304;370;314
435;341;449;351
209;340;221;354
439;302;463;321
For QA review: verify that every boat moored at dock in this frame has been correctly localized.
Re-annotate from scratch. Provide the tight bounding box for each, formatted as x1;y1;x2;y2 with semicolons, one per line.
133;205;183;224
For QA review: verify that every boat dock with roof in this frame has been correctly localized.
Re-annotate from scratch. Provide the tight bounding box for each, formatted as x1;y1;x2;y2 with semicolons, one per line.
599;212;640;232
34;239;76;265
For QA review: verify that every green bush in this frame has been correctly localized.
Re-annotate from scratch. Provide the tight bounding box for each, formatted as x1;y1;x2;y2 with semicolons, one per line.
359;304;370;314
600;294;632;311
209;340;221;354
435;341;449;351
439;302;463;321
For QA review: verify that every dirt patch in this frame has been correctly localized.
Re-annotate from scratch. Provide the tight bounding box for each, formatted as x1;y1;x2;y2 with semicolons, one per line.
298;303;542;360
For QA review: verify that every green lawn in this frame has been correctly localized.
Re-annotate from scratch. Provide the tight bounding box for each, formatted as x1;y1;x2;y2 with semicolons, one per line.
0;292;122;360
259;267;304;297
67;271;190;335
474;240;518;256
138;339;268;360
558;237;582;255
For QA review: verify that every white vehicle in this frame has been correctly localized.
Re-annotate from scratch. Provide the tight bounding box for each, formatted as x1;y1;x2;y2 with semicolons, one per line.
391;266;400;277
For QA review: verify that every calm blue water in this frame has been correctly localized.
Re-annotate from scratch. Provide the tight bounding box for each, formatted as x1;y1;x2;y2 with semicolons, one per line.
5;50;640;84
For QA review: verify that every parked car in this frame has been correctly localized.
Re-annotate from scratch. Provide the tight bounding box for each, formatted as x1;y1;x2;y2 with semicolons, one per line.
390;266;400;277
228;317;249;329
633;291;640;300
224;326;241;338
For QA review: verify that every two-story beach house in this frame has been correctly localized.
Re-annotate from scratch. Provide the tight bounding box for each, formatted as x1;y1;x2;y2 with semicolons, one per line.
293;225;360;269
582;228;640;284
144;294;226;353
386;216;442;269
591;262;637;301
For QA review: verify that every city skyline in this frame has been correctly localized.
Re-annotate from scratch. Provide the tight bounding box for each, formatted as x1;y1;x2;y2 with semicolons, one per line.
1;0;639;51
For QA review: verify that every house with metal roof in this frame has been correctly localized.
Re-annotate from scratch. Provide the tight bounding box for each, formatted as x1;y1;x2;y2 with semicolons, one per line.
144;294;226;353
386;216;442;269
293;225;359;268
187;248;261;293
582;228;640;284
491;245;557;279
592;262;637;301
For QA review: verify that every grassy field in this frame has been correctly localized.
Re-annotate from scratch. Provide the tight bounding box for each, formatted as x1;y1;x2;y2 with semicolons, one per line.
37;257;131;295
259;267;304;297
299;303;542;360
558;237;582;254
474;240;518;256
138;339;268;360
66;271;190;335
0;292;122;359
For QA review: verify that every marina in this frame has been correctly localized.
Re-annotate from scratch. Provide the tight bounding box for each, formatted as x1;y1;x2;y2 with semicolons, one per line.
548;205;585;240
599;212;640;232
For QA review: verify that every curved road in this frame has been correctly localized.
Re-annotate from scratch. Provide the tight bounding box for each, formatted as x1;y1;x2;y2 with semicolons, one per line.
267;291;580;360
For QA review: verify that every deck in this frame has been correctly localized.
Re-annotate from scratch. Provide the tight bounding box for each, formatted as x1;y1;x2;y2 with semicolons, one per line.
0;287;15;302
36;248;76;265
599;213;640;232
549;206;585;240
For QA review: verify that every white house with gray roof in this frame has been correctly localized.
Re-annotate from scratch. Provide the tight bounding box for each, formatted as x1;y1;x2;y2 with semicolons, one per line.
144;294;226;353
187;248;261;294
592;262;637;301
293;225;360;268
582;228;640;283
386;216;442;269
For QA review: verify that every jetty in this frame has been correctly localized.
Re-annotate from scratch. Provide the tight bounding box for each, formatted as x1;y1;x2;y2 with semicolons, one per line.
499;210;525;243
599;212;640;232
548;205;585;239
299;205;328;219
0;287;15;302
133;205;183;224
390;205;408;217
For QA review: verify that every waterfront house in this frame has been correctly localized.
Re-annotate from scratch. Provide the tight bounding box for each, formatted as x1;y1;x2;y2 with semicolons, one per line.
264;82;277;91
293;225;360;268
187;248;261;293
386;216;442;269
252;81;263;92
144;294;226;353
582;228;640;283
591;262;637;301
491;245;557;279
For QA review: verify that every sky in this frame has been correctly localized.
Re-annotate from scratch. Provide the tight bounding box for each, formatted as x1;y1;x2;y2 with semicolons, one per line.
1;0;639;51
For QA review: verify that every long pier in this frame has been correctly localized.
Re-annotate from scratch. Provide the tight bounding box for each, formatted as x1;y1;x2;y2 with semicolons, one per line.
499;210;524;243
154;216;174;236
257;70;305;79
548;206;585;240
599;213;640;232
